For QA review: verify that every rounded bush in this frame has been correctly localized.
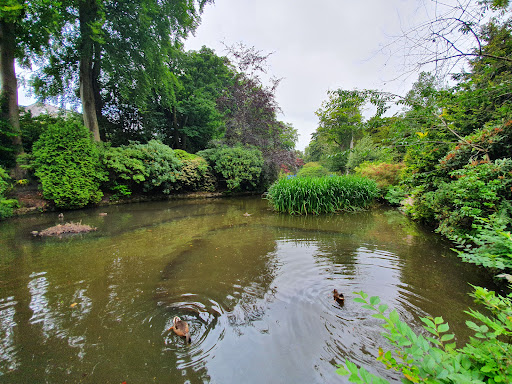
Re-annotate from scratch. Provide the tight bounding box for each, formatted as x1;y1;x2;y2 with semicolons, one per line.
32;120;105;209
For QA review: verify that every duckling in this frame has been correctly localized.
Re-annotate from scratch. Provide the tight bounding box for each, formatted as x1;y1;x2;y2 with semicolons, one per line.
168;316;191;343
333;289;345;305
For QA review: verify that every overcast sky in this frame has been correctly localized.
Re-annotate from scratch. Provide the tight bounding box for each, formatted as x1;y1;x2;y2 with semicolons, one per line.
19;0;441;150
183;0;443;150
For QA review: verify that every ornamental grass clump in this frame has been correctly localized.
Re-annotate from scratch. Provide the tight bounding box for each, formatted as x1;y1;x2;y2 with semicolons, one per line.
266;175;379;214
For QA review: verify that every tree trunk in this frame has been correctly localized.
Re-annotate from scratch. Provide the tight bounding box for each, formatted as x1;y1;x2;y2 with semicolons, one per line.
0;20;25;178
79;0;101;142
172;105;180;148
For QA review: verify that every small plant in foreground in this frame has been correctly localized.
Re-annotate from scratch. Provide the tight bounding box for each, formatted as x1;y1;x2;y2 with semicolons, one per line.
336;288;512;383
266;175;378;214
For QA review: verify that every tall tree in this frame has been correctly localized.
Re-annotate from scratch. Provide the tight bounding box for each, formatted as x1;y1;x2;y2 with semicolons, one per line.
0;0;62;174
0;3;23;170
217;44;298;176
33;0;213;141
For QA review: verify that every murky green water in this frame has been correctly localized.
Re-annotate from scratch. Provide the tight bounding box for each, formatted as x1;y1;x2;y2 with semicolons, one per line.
0;197;496;383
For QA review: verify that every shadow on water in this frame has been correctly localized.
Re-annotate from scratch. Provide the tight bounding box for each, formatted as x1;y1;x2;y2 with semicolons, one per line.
0;197;499;383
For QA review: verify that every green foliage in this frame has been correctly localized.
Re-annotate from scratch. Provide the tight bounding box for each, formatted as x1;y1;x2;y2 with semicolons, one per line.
110;182;132;201
355;161;405;190
337;288;512;383
266;175;379;215
32;120;105;209
453;217;512;271
175;153;216;192
128;140;182;194
0;165;18;219
297;162;331;178
100;144;148;196
346;136;392;173
18;108;76;152
198;145;264;192
384;185;408;206
409;159;512;238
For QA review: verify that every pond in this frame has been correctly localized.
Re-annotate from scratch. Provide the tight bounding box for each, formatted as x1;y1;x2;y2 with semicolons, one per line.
0;197;497;383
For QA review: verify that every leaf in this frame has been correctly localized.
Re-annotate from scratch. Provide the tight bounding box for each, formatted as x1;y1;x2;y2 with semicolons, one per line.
438;323;450;333
440;333;455;342
378;304;388;313
434;316;444;325
421;317;436;329
370;296;380;306
335;365;349;376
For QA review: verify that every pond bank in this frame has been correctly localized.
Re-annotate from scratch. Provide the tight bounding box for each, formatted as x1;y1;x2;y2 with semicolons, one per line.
10;183;262;217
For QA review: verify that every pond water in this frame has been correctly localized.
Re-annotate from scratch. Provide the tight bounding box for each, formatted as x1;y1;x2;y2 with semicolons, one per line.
0;197;497;383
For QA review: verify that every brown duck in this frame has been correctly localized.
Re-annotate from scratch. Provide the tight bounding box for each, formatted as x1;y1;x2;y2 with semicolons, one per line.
333;289;345;305
168;316;191;343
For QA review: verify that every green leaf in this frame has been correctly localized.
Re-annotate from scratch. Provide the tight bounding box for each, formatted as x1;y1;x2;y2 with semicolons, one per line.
440;333;455;342
438;323;450;333
378;304;388;313
370;296;380;306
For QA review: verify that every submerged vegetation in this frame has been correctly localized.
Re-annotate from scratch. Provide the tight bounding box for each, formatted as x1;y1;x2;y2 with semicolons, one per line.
266;175;378;214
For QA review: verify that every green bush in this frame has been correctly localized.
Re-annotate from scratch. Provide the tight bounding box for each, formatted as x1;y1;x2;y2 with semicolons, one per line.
337;288;512;384
409;159;512;238
198;145;263;191
297;162;331;178
346;136;392;173
128;140;182;194
266;175;379;214
175;154;216;192
453;217;512;272
32;120;106;209
0;165;18;219
100;144;148;196
384;185;408;206
355;161;405;190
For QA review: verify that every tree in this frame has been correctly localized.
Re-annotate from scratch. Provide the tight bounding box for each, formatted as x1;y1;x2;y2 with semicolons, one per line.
0;0;63;175
0;3;22;171
389;0;512;78
217;44;298;179
165;46;233;152
33;0;213;141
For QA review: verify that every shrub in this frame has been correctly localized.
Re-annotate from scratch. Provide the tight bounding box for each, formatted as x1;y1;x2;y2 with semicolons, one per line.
129;140;182;194
297;162;331;178
32;120;105;209
0;165;18;219
346;136;392;173
266;175;379;214
337;288;512;383
452;217;512;273
175;154;216;192
198;145;264;191
355;161;405;190
100;144;148;195
409;159;512;238
384;185;409;206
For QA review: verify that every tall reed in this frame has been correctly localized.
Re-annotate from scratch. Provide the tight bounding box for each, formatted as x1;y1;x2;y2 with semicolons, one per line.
266;175;379;214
